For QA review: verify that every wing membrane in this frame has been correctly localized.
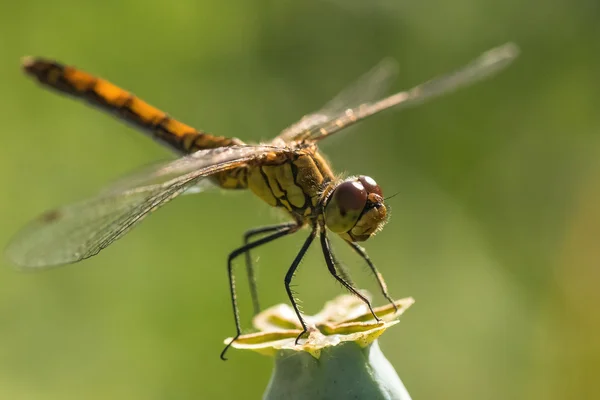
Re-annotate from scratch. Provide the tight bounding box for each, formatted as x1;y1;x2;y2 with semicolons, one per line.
6;145;280;269
277;58;398;142
279;43;519;143
101;158;217;195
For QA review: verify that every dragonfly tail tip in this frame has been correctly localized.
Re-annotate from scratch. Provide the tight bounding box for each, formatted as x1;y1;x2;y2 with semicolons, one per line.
21;56;37;71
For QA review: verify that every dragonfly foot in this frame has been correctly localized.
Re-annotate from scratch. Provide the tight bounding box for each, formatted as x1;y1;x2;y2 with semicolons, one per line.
220;333;240;361
294;329;308;345
389;299;399;314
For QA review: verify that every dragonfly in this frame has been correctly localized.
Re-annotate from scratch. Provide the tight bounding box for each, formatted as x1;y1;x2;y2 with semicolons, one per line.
6;43;519;360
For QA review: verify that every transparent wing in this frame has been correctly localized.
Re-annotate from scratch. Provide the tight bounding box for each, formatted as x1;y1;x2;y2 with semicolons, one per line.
6;145;281;269
278;43;519;143
101;159;217;196
277;58;398;143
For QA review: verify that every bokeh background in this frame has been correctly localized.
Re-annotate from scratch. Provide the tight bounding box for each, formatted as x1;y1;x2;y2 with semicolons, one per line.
1;0;599;399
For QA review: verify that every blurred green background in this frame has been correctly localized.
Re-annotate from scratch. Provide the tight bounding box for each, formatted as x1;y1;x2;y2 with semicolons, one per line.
1;0;599;399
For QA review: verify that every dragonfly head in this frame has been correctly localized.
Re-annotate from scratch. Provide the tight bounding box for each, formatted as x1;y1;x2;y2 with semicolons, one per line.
324;176;387;242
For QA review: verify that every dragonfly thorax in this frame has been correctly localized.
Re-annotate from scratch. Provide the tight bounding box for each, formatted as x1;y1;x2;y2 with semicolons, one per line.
323;176;387;242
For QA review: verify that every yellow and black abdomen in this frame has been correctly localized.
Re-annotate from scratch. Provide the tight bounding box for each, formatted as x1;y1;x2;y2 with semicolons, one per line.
22;57;241;154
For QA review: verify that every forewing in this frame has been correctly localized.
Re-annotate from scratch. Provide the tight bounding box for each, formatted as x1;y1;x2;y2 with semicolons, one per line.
6;145;280;269
276;58;398;143
280;43;519;143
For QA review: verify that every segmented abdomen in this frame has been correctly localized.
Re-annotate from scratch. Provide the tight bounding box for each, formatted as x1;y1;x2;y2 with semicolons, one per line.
22;57;242;154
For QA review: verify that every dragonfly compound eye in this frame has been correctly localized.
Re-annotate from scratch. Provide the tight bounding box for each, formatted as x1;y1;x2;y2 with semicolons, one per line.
325;177;388;242
324;180;367;234
358;175;383;197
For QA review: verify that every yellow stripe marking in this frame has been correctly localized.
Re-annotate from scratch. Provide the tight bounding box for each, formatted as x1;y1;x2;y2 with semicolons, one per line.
161;118;195;138
63;67;95;91
94;79;130;107
129;97;166;125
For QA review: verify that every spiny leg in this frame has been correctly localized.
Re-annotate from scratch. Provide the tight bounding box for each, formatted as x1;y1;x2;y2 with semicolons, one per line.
347;241;397;312
243;222;297;316
322;237;355;286
332;255;355;287
320;230;381;322
284;227;318;345
221;223;299;361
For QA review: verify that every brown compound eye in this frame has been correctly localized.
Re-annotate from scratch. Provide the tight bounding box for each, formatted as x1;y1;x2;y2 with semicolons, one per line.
324;180;368;234
358;176;383;197
334;181;367;215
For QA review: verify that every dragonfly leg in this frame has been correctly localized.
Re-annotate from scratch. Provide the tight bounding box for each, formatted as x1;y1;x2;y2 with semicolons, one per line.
347;242;397;313
321;237;356;287
284;227;318;345
320;230;381;322
331;254;355;287
243;222;297;316
221;223;300;361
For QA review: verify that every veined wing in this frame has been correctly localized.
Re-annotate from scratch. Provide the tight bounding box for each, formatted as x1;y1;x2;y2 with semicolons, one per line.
102;158;220;197
277;58;398;143
101;159;217;196
278;43;519;143
6;145;281;269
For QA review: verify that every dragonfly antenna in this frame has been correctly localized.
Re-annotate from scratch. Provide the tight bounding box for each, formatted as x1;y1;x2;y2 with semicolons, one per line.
384;191;400;201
